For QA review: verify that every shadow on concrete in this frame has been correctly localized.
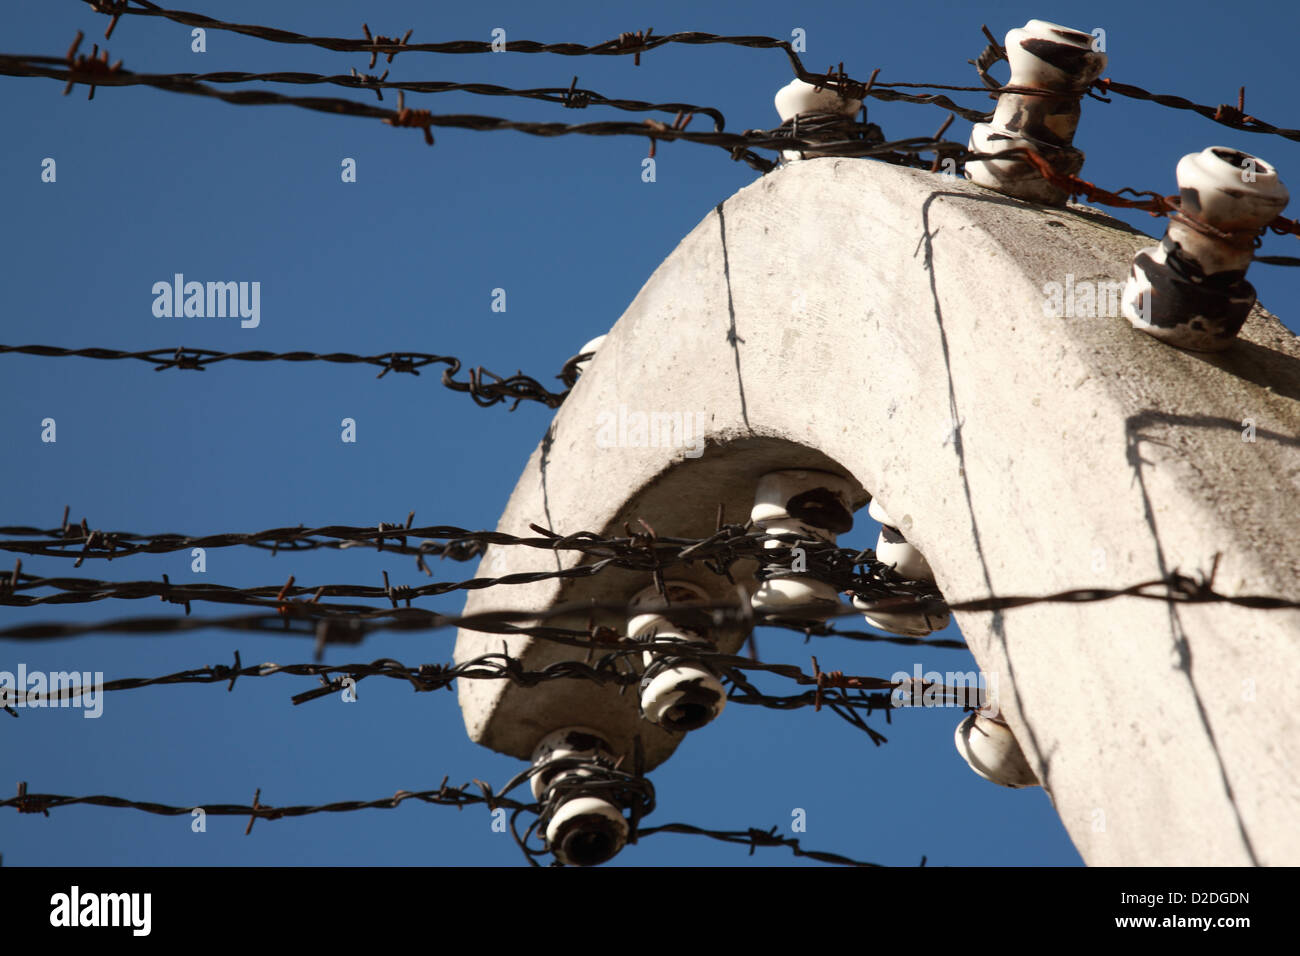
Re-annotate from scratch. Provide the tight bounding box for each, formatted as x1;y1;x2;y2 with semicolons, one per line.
715;201;754;435
1187;337;1300;405
916;187;1058;784
1124;410;1261;864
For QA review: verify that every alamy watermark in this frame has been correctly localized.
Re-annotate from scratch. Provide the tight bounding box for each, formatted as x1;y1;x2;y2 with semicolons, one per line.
152;274;260;328
595;405;708;458
50;886;150;935
890;664;996;714
0;664;104;718
1042;273;1148;321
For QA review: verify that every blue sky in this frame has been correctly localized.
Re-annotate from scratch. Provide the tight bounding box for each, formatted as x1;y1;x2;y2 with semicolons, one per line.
1;0;1296;867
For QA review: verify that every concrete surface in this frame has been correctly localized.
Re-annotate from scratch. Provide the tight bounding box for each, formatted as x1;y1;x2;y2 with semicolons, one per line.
454;157;1300;866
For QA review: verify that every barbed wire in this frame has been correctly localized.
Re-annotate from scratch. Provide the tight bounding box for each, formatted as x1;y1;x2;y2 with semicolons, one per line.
1;509;1288;598
5;48;735;126
4;19;1296;260
0;525;932;606
2;512;1291;629
0;9;1290;202
0;511;934;592
68;1;1300;146
72;1;991;121
1;560;1292;649
85;0;1300;144
0;568;965;644
0;643;960;746
0;570;972;667
634;822;888;866
1091;79;1300;144
0;531;976;740
0;46;973;174
0;778;882;866
997;146;1300;264
0;554;947;633
0;344;576;409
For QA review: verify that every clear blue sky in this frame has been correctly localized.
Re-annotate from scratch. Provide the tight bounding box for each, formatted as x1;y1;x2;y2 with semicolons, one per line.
2;0;1296;867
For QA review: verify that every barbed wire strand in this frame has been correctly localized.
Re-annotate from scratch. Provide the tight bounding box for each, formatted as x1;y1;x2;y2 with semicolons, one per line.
82;0;1300;142
0;647;968;734
72;2;990;121
1;778;882;866
0;344;575;409
70;1;1300;143
0;47;973;174
0;567;968;653
1;512;1287;605
0;564;1290;647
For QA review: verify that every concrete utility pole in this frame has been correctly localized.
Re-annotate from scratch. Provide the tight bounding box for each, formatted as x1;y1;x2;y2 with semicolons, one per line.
453;155;1300;866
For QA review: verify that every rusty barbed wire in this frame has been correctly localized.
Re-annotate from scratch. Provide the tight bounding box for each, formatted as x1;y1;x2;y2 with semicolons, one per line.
0;642;960;745
4;777;523;817
0;345;574;409
0;49;976;173
634;823;885;865
72;2;991;122
1093;79;1300;144
9;9;1297;194
59;28;121;99
20;53;737;125
0;72;1292;263
8;24;1295;244
1;632;981;763
0;524;937;609
0;510;931;589
1;778;881;866
2;512;1291;628
956;145;1300;266
0;573;972;675
0;558;1292;648
0;566;967;648
74;2;1300;145
0;508;490;566
0;565;605;613
81;1;803;59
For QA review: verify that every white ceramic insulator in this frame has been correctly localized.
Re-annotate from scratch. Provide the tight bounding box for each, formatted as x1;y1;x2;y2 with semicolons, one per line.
627;581;710;644
751;469;854;540
1004;20;1107;92
751;470;854;618
545;795;629;866
954;712;1040;788
876;532;934;582
629;581;726;731
965;20;1106;203
751;518;840;613
1176;147;1289;234
858;605;951;637
1123;147;1289;350
640;665;727;731
752;575;842;613
774;80;864;164
868;497;935;582
574;334;607;376
530;726;617;801
774;78;862;123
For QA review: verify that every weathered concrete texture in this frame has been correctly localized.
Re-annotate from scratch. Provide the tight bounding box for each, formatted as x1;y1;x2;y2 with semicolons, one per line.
454;158;1300;866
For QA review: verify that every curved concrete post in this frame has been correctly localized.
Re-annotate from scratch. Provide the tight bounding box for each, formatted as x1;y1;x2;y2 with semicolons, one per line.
454;158;1300;865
